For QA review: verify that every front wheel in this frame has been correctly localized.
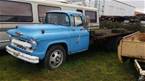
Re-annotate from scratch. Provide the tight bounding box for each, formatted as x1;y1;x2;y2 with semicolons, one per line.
43;45;66;70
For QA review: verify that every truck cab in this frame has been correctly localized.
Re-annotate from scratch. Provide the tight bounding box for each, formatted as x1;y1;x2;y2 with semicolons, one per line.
6;10;89;69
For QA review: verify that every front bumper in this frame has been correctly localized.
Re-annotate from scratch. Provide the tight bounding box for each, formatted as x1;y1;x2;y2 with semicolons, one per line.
6;46;39;64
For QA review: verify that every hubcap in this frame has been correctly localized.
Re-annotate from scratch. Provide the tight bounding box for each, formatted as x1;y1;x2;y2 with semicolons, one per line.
49;50;63;68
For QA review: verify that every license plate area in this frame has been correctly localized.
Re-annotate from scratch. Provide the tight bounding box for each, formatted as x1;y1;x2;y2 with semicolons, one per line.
13;52;20;57
8;48;20;57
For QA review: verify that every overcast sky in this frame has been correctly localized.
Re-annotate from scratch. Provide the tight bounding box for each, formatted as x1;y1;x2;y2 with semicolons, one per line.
118;0;145;13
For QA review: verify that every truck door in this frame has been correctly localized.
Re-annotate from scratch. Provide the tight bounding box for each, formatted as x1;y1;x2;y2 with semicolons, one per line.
70;15;89;53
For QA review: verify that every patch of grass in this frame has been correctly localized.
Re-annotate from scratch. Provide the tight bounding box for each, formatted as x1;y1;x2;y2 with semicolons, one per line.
0;49;138;81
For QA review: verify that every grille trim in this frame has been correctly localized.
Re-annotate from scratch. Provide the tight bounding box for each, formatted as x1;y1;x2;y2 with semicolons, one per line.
11;38;32;48
11;38;33;53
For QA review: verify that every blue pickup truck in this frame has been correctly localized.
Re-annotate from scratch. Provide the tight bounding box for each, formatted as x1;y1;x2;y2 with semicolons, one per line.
6;10;131;69
6;10;90;69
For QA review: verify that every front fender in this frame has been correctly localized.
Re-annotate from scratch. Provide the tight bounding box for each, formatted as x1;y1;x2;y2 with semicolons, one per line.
33;40;70;60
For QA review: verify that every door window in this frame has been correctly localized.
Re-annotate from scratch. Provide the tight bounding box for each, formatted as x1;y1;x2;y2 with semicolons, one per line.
74;16;83;26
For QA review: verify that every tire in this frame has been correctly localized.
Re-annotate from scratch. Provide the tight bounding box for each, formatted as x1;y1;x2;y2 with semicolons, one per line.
106;37;122;51
43;45;66;70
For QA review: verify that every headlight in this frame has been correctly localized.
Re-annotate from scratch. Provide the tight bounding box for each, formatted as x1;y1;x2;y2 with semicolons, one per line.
29;39;37;48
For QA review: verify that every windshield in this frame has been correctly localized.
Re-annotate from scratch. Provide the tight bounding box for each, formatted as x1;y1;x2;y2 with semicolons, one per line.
46;13;70;26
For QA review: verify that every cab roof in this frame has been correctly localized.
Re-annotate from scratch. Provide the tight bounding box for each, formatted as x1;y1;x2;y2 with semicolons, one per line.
47;10;83;16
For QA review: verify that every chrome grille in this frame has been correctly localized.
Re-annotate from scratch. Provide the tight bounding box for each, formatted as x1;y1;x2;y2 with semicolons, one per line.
11;38;33;53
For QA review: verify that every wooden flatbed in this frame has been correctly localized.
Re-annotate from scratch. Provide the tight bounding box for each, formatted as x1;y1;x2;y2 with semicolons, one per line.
91;29;133;40
89;29;133;50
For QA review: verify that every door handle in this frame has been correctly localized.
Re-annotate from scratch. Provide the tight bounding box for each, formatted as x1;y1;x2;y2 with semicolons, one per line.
72;29;75;31
80;28;85;31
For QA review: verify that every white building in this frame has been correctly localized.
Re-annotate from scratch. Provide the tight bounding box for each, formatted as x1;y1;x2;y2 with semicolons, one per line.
68;0;135;17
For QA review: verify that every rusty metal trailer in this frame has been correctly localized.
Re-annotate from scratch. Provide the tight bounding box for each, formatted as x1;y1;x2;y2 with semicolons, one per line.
118;32;145;62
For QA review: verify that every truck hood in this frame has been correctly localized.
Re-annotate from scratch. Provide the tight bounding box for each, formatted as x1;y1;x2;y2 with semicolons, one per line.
7;24;69;40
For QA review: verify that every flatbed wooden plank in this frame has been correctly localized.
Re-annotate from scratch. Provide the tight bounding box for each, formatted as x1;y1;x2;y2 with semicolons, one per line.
92;29;132;40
